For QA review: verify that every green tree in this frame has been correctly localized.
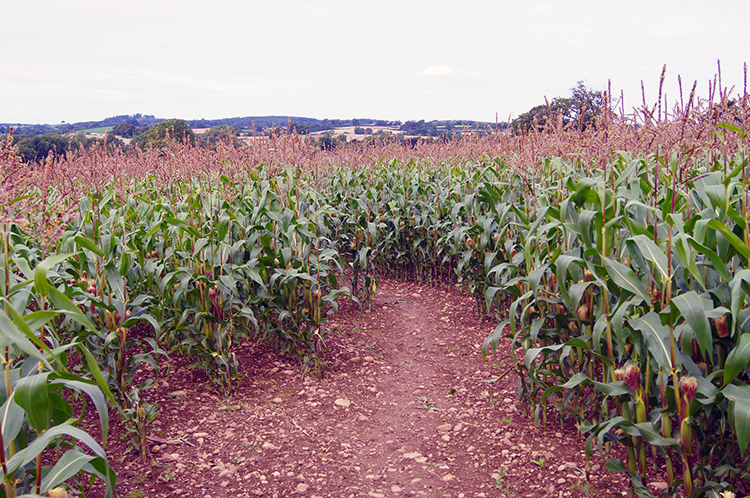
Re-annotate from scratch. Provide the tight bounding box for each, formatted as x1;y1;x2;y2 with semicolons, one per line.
130;119;196;149
112;119;147;138
200;125;241;148
15;133;70;162
512;81;605;134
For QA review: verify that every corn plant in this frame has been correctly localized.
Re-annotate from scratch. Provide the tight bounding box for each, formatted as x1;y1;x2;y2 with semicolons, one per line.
1;241;117;497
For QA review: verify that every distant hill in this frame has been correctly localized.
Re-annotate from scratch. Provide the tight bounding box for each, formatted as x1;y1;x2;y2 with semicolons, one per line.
1;114;503;139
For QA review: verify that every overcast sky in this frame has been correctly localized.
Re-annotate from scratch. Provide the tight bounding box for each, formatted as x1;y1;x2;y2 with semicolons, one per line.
2;0;748;124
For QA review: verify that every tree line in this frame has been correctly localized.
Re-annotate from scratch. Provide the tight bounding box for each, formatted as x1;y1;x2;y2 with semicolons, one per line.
2;83;609;162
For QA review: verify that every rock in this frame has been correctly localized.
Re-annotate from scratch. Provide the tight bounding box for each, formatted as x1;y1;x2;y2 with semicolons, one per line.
334;398;351;408
650;481;669;492
272;397;283;403
262;442;278;450
367;493;385;498
391;485;402;492
436;423;453;432
170;390;187;397
441;474;454;481
402;452;422;459
296;483;309;493
363;356;375;362
160;453;179;462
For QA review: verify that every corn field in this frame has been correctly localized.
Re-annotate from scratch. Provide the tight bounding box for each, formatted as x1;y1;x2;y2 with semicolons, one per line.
1;77;749;497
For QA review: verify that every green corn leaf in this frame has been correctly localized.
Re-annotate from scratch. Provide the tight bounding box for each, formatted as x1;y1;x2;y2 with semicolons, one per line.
5;305;55;356
688;237;732;283
724;333;750;386
730;270;750;337
40;448;97;493
34;252;74;297
716;121;746;135
164;217;201;238
14;372;51;433
5;424;106;475
74;234;105;257
672;233;703;287
707;218;750;263
47;284;97;331
602;257;649;302
0;309;51;368
119;251;132;277
627;235;669;282
559;372;630;396
21;310;58;333
722;384;750;456
625;422;677;447
630;312;677;370
80;345;117;405
671;291;712;359
552;254;584;304
51;376;109;444
525;344;565;370
82;455;118;497
1;396;25;451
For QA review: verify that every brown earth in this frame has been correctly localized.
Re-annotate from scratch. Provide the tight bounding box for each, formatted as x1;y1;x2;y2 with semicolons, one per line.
91;278;629;498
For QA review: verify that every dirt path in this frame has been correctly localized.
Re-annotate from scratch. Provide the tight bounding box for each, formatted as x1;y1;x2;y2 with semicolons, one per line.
102;279;626;497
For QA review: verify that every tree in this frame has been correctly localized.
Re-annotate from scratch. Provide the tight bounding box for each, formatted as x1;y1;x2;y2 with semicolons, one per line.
113;119;147;138
130;119;196;149
512;81;605;134
15;133;70;162
199;125;240;148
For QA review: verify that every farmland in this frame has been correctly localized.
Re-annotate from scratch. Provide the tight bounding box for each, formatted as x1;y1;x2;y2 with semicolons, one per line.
1;84;749;498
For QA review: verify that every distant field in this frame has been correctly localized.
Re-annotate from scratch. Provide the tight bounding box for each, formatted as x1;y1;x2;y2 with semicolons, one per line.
77;125;114;133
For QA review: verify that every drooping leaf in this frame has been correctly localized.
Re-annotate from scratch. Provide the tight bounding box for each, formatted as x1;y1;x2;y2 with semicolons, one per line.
671;291;712;359
630;312;677;370
707;218;750;263
724;333;750;386
40;449;97;493
602;257;649;302
722;384;750;456
34;252;74;297
14;373;51;433
627;235;669;282
5;424;106;475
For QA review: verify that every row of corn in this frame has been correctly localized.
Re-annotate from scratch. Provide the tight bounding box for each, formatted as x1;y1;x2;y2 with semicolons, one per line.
2;146;749;496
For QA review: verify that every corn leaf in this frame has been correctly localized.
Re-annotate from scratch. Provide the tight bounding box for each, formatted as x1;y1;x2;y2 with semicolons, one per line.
722;384;750;456
14;373;51;433
5;424;106;475
671;291;711;359
40;449;96;494
602;257;649;302
630;312;677;370
724;333;750;386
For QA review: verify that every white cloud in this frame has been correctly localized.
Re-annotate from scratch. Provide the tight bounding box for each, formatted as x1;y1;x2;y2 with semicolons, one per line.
418;65;456;76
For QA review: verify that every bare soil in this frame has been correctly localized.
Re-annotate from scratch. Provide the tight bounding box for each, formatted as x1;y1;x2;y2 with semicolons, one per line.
92;278;629;498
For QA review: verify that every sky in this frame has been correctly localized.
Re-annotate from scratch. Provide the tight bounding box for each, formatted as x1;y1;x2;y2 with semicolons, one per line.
1;0;748;125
